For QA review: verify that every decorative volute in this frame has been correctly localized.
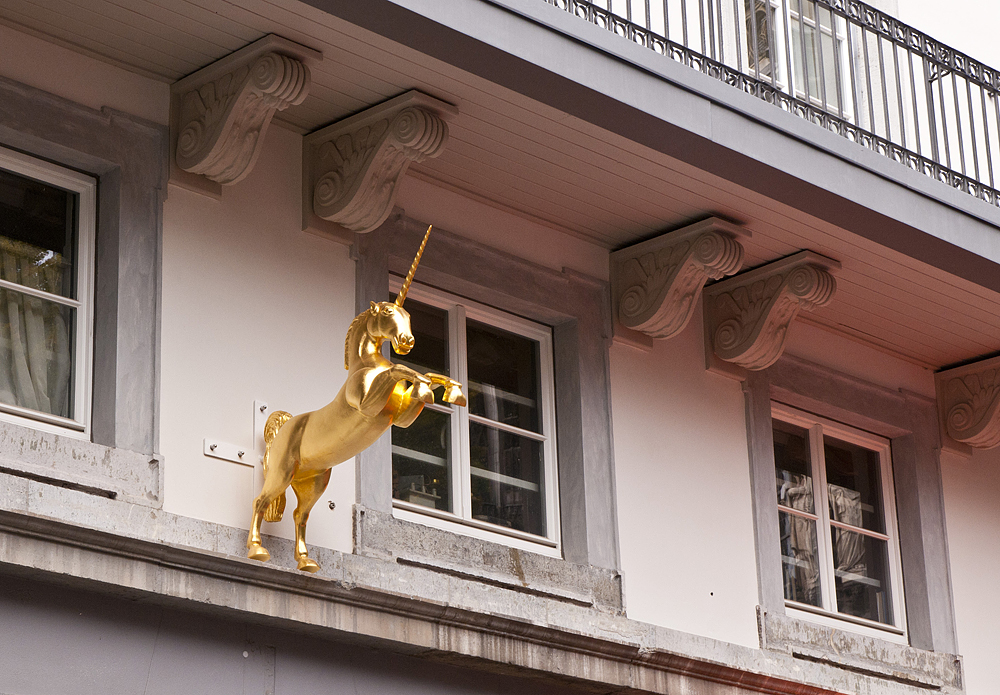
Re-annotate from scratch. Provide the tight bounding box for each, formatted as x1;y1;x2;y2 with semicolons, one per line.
936;355;1000;449
704;251;840;371
304;91;458;234
171;35;321;188
611;217;750;339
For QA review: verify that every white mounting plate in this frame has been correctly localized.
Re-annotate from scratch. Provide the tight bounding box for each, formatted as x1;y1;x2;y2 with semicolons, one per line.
203;438;253;467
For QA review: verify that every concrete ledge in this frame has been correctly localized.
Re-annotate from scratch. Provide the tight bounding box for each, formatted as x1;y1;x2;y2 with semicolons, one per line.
0;475;963;695
761;610;962;690
0;420;160;505
354;506;623;613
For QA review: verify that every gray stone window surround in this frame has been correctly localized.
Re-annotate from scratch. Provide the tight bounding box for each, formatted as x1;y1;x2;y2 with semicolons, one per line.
0;75;166;504
351;213;622;604
743;353;960;680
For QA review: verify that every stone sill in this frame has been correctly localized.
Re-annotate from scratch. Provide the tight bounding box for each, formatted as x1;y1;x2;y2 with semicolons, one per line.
0;473;961;695
354;505;623;614
0;420;160;506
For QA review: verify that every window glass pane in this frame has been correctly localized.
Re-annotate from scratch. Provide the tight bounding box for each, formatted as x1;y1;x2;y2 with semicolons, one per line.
832;528;893;624
0;168;76;299
470;421;545;536
773;419;814;513
778;510;822;607
467;319;541;434
824;435;885;533
744;0;776;79
392;409;452;513
0;289;75;418
397;300;448;375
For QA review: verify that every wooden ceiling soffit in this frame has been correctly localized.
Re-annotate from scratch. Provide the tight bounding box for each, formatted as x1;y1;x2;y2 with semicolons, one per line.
611;217;749;349
936;354;1000;452
169;35;322;198
704;250;840;375
303;91;458;242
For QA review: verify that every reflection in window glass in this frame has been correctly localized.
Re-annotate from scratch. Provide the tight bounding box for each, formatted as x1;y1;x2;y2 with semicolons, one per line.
0;168;79;419
397;300;448;375
825;436;884;534
467;319;540;434
774;419;814;513
392;408;452;513
779;510;822;607
470;422;544;536
832;528;893;624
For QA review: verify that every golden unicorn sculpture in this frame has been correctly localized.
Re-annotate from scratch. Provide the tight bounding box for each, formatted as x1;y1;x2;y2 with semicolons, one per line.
247;225;466;572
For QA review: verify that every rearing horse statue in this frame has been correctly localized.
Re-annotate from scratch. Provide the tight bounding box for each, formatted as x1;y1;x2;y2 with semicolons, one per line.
247;226;466;572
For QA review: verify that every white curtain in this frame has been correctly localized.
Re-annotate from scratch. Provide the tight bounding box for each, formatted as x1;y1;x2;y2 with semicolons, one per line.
0;237;71;417
783;473;821;604
828;484;866;576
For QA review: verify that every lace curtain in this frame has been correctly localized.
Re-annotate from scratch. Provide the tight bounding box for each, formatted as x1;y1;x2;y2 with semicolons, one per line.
0;236;72;417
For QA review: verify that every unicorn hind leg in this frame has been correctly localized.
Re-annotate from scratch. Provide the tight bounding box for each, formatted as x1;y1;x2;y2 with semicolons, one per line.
247;467;294;562
247;418;297;562
289;468;332;573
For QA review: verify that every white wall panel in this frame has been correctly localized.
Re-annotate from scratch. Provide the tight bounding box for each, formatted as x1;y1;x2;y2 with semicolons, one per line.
160;126;356;554
611;302;760;647
942;447;1000;694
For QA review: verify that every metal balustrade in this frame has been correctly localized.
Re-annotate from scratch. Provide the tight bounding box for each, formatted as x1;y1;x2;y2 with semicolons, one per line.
544;0;1000;207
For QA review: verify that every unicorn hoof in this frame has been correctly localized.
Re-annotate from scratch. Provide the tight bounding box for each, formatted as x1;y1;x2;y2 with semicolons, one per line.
247;545;270;562
297;556;320;573
414;381;434;404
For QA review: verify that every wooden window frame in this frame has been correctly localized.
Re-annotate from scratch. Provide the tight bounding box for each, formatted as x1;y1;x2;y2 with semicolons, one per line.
772;401;907;642
390;281;561;555
0;145;96;438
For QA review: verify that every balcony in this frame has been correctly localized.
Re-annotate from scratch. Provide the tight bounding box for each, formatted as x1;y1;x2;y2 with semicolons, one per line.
544;0;1000;207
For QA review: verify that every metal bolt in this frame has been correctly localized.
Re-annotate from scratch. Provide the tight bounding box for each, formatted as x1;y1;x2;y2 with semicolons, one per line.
209;443;217;451
259;404;267;412
238;450;245;458
328;501;336;510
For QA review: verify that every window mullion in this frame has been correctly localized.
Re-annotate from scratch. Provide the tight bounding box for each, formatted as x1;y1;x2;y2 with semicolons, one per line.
810;424;838;614
451;303;471;521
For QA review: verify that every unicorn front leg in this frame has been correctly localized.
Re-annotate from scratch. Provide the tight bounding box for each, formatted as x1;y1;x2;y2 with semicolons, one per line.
346;365;433;418
425;373;468;406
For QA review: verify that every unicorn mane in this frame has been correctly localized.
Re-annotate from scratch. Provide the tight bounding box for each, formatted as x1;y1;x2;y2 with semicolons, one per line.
344;309;371;370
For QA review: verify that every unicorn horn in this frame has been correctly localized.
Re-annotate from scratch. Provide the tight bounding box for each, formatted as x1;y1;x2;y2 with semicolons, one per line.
395;225;432;306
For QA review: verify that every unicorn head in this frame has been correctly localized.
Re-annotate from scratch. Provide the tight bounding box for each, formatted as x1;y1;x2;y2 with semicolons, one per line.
364;225;432;356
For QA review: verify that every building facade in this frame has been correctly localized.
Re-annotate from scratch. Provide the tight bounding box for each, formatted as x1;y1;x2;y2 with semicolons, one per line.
0;0;998;693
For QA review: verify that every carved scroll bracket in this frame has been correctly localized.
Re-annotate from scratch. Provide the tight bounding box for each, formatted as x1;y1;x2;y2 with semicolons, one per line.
303;90;458;240
611;217;750;344
170;35;321;196
704;250;840;373
936;354;1000;450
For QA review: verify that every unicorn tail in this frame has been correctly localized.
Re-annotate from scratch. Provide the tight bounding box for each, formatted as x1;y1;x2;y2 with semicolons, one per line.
262;410;292;523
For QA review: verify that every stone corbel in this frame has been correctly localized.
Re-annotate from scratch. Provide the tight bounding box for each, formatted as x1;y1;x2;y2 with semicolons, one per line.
704;251;840;372
170;35;321;196
303;91;458;240
936;354;1000;450
611;217;750;343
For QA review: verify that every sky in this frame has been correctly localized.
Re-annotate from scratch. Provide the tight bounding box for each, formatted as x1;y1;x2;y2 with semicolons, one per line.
897;0;1000;70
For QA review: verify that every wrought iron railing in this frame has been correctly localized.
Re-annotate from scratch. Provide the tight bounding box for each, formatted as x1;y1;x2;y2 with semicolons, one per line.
544;0;1000;207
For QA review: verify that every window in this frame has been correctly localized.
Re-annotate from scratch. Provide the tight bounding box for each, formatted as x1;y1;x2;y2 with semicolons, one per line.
389;282;560;551
744;0;851;116
771;402;906;637
0;146;94;436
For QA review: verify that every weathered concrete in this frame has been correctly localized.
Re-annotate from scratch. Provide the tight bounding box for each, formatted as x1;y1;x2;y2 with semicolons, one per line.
0;420;160;505
354;506;622;613
0;470;962;694
761;610;962;690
